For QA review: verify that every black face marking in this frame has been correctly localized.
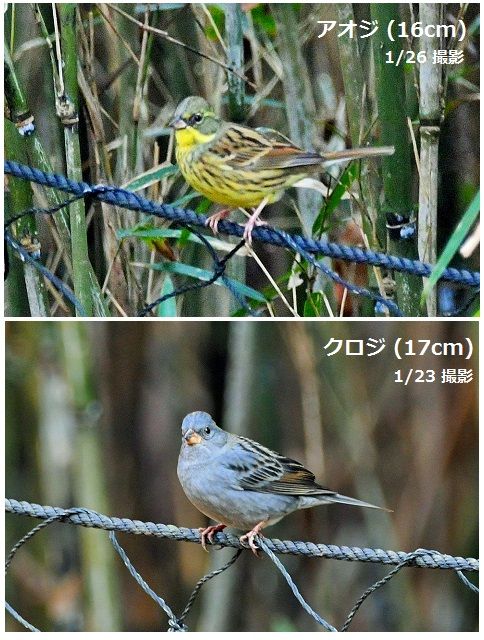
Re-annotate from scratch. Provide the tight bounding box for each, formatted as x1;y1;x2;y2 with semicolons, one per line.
188;113;203;126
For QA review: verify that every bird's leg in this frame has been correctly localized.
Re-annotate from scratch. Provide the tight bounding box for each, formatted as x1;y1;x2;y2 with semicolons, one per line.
243;197;270;245
239;520;267;556
206;209;231;235
198;523;226;551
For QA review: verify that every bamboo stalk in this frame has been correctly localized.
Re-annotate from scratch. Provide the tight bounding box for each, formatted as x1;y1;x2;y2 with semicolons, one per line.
4;40;69;251
225;4;245;122
272;5;322;237
371;3;422;316
336;4;380;235
4;245;30;317
198;322;257;630
418;3;442;317
58;4;94;316
5;41;50;315
4;169;47;319
217;3;246;315
336;5;368;146
109;3;142;311
110;3;138;177
4;117;49;316
60;323;121;630
336;4;383;314
4;34;108;316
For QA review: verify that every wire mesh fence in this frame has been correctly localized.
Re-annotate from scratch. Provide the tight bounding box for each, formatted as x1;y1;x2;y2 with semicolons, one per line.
5;499;479;632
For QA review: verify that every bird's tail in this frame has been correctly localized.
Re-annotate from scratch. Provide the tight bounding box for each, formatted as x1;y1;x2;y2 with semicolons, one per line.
321;146;395;165
330;493;393;512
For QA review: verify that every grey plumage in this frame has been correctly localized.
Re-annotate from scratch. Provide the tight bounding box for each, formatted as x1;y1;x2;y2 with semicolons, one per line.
177;412;389;536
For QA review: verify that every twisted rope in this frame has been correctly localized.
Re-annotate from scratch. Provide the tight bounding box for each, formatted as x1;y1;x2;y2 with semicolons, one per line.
257;537;337;631
5;499;478;572
4;232;87;316
5;602;40;633
4;161;480;288
108;531;186;631
6;499;478;632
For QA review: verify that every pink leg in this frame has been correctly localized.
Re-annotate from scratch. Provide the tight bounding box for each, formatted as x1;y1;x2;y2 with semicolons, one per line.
206;209;231;235
243;197;270;245
239;520;267;556
198;523;226;551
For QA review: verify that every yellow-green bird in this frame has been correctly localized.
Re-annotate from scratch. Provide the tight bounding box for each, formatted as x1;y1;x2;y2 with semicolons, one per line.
170;96;394;243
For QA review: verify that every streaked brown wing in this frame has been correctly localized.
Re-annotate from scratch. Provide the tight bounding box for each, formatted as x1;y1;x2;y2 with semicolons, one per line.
259;456;336;496
209;123;323;173
231;436;336;497
254;127;299;146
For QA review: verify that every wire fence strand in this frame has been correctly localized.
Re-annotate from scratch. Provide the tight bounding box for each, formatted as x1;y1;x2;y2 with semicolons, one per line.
5;498;478;632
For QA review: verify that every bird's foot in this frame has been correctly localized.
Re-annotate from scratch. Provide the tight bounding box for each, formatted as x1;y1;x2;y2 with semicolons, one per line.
242;197;270;245
239;521;266;557
206;209;231;235
198;524;226;551
242;218;268;245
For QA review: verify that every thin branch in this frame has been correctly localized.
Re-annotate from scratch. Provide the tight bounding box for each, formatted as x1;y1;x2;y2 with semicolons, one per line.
106;3;256;90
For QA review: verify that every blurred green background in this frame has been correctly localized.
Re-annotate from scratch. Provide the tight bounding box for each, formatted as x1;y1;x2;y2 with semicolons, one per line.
5;320;478;631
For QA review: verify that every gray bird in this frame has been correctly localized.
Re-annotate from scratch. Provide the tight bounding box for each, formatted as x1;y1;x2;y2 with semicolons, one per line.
177;411;390;554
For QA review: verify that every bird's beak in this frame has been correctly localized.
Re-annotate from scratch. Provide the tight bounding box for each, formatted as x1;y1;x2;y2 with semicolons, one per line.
169;116;187;130
184;430;202;446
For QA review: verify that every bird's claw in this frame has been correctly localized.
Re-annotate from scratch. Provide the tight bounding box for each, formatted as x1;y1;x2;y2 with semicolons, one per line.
239;524;265;557
198;524;226;551
242;196;270;245
242;218;267;246
206;209;230;235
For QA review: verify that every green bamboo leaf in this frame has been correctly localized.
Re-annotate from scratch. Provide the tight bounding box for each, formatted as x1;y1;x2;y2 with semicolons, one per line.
205;5;225;40
170;191;202;207
123;164;179;192
303;292;323;317
312;164;357;236
157;276;177;317
250;5;276;37
134;4;184;13
422;191;480;301
143;261;266;303
117;226;240;254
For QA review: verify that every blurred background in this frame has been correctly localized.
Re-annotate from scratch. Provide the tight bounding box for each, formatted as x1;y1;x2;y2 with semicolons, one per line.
6;320;478;631
4;3;480;316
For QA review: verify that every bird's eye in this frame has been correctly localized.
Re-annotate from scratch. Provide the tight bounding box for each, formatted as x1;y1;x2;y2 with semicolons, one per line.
203;426;211;436
189;113;203;126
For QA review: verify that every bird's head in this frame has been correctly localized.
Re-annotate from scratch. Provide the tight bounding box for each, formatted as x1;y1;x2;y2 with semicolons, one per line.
169;97;220;148
181;411;227;451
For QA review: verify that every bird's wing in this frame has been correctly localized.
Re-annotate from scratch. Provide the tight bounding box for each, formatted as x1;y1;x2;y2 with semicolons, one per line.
254;127;298;146
223;435;336;497
208;123;323;172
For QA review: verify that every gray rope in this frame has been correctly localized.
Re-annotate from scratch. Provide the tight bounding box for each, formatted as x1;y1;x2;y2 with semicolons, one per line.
340;548;449;631
109;532;186;631
5;499;478;633
176;549;243;626
5;499;478;572
5;501;244;632
5;602;40;632
456;570;479;594
108;531;242;632
257;537;337;631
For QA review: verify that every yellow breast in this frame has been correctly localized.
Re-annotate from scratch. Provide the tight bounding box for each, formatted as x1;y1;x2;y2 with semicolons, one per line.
175;129;284;208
